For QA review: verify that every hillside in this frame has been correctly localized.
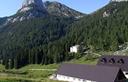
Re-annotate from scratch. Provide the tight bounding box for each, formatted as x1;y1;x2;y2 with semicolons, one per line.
62;2;128;51
5;0;84;24
0;1;128;82
0;0;85;69
44;1;84;18
0;17;7;25
0;16;75;69
0;1;128;69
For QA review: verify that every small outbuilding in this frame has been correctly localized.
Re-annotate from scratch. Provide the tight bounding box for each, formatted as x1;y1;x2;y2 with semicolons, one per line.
70;45;81;53
54;63;126;82
97;55;128;78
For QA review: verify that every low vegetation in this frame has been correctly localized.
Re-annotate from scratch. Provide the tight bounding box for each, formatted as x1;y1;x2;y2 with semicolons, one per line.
0;54;98;82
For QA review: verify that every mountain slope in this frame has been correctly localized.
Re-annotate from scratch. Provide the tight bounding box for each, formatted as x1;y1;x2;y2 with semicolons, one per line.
5;0;84;24
0;0;86;69
0;16;74;48
63;2;128;51
111;0;128;2
19;0;46;13
0;16;75;68
1;1;128;69
0;17;7;25
44;1;84;18
6;0;48;23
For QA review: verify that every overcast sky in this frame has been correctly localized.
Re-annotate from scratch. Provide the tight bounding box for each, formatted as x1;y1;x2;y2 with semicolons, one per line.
0;0;110;17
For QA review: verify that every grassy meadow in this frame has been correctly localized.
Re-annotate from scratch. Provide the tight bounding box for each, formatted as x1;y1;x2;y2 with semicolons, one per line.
0;54;98;82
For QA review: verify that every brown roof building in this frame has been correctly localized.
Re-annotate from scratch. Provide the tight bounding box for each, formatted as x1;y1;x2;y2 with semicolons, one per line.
55;63;126;82
97;55;128;78
97;55;128;71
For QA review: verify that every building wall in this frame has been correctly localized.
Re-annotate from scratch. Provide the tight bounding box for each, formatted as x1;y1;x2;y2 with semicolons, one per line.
123;71;128;78
56;74;96;82
70;45;80;53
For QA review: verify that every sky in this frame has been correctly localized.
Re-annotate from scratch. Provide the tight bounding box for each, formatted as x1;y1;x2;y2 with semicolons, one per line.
0;0;110;17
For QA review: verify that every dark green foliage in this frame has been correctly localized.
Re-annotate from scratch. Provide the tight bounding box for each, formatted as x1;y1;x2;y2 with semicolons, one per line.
0;17;7;25
1;2;128;69
0;16;74;68
63;2;128;51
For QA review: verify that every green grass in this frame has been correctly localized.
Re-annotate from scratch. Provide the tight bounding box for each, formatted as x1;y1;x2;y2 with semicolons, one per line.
0;64;5;71
18;64;59;78
0;53;128;82
0;54;99;82
69;53;99;65
70;58;98;65
19;64;59;71
41;79;64;82
0;64;61;82
0;78;32;82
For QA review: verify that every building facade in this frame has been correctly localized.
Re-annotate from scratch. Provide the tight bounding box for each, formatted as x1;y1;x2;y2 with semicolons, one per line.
70;45;81;53
56;74;91;82
54;63;126;82
97;55;128;78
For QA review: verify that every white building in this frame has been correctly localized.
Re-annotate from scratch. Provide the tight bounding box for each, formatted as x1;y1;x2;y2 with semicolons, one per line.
52;63;126;82
70;45;81;53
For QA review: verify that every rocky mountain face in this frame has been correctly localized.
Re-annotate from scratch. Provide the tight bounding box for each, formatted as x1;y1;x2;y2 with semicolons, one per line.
19;0;46;13
4;0;84;24
111;0;128;2
44;1;84;18
6;0;47;24
102;0;128;18
0;17;8;28
0;17;7;25
102;2;118;17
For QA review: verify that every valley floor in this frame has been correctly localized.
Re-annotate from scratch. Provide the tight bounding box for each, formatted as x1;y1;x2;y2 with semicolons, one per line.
0;54;99;82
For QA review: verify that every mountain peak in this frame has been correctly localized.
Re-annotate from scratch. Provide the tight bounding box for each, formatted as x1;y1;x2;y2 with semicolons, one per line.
4;0;84;24
44;1;84;18
5;0;48;23
111;0;128;2
22;0;43;7
19;0;46;13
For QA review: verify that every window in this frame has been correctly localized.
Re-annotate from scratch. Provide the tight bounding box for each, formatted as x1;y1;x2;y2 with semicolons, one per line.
117;59;124;64
86;80;92;82
125;72;128;75
100;58;107;63
78;78;81;81
109;58;115;64
92;81;97;82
